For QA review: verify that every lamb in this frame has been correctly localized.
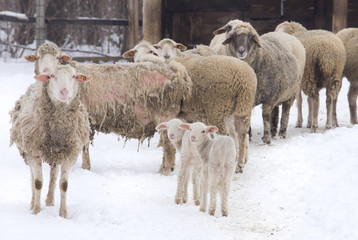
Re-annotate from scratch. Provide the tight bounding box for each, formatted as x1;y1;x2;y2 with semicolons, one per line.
9;64;91;218
210;20;305;144
275;21;346;132
24;42;73;74
76;60;192;175
179;122;236;216
337;28;358;125
122;40;165;63
172;54;257;173
156;119;202;205
153;38;187;60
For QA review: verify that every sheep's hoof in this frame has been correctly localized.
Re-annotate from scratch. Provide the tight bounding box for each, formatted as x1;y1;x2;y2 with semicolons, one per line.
222;210;228;217
175;199;181;205
262;136;271;144
59;209;68;219
199;207;206;212
310;126;318;133
182;198;187;204
194;200;200;206
235;165;243;173
306;122;312;128
295;122;303;128
209;209;215;216
279;130;286;139
32;206;41;215
45;199;54;206
159;164;173;176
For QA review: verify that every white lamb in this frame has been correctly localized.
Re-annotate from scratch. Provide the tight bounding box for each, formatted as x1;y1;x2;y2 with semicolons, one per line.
156;119;201;205
122;40;165;63
179;122;236;216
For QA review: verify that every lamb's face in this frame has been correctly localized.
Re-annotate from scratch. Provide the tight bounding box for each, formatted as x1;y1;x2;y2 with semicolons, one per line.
154;39;186;60
155;119;185;144
222;27;261;61
180;122;218;146
34;65;90;104
38;53;61;73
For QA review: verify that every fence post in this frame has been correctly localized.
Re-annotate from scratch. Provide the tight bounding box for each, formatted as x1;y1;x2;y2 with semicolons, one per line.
143;0;162;44
127;0;139;49
332;0;347;33
35;0;46;48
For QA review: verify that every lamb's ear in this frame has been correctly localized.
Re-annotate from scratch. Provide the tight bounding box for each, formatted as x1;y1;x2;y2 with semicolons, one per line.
76;74;91;83
179;123;190;131
152;44;160;49
60;54;72;62
122;49;136;58
34;74;50;82
155;122;168;131
24;54;38;62
207;126;218;133
176;43;187;51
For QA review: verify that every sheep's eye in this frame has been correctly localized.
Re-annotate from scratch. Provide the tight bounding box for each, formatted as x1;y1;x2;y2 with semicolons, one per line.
201;130;205;133
72;75;76;79
248;35;252;39
56;56;60;59
50;74;55;78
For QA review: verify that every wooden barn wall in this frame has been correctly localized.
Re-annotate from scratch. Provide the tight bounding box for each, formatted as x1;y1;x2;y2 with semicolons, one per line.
163;0;358;46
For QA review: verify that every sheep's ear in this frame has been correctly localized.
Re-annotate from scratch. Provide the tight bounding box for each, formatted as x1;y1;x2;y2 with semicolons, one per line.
155;122;168;131
122;49;136;58
179;123;190;131
176;43;187;51
207;126;218;133
76;74;91;83
213;26;227;35
222;36;232;45
34;74;50;82
24;54;38;62
252;34;262;48
60;54;72;62
152;44;160;49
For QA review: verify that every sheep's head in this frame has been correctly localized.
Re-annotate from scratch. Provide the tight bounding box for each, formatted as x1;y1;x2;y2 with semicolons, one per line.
156;119;185;144
153;38;187;60
34;64;90;104
123;40;165;63
24;43;72;74
219;22;261;61
212;19;244;35
275;21;307;35
179;122;218;146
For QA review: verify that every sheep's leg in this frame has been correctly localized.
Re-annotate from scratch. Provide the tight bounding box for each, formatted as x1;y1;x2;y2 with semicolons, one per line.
279;97;295;138
46;165;59;206
81;144;91;170
191;163;201;206
234;116;249;173
262;104;273;144
311;95;320;133
199;163;209;213
159;132;176;176
307;97;312;128
348;83;358;125
325;94;333;129
182;159;191;204
295;90;303;128
28;158;42;215
59;163;71;218
220;165;234;217
175;155;189;204
270;106;279;137
208;164;221;216
332;97;339;127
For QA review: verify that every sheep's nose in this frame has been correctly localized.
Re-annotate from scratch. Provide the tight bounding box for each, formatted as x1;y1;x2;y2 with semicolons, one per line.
43;67;49;73
169;133;175;139
191;136;196;142
60;88;68;96
164;55;170;59
238;46;245;54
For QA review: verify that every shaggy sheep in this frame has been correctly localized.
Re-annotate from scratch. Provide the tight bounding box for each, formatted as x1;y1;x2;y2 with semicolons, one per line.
122;40;165;63
76;60;192;175
9;64;91;218
179;122;236;216
156;119;201;205
153;38;187;60
24;42;73;75
275;21;346;132
172;54;257;173
337;28;358;125
210;20;305;143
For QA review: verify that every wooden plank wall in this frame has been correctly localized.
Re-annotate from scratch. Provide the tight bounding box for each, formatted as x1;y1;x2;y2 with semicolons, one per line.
163;0;356;46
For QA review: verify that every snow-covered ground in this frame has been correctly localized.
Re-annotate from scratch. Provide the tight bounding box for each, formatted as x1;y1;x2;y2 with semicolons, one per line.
0;60;357;240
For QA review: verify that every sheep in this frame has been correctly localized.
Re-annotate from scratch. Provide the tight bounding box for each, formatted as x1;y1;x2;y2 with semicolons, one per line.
122;40;165;63
9;64;91;218
179;122;236;216
210;20;305;144
156;119;202;205
24;42;73;75
275;21;346;132
153;38;187;60
337;28;358;125
171;54;257;173
76;60;192;175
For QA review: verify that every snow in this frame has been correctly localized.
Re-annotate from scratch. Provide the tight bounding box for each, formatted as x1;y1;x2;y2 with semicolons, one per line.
0;60;357;240
0;11;28;20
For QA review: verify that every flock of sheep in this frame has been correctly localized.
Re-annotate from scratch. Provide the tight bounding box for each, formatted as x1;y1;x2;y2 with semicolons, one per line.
9;19;358;218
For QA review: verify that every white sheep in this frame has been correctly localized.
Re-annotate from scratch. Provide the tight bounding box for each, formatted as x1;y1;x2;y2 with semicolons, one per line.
122;40;165;63
153;38;187;60
179;122;236;216
9;64;91;218
156;119;201;205
24;42;73;74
